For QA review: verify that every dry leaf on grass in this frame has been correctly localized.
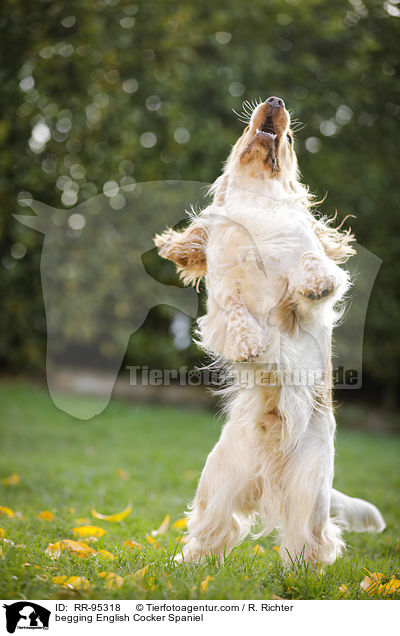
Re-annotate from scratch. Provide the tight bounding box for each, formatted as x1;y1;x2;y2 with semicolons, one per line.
97;549;116;559
62;540;97;557
99;572;124;588
360;571;400;596
36;511;54;522
151;514;170;537
45;540;97;559
360;571;384;594
45;542;62;559
253;545;265;555
123;539;143;550
91;504;132;522
0;528;4;538
175;535;188;545
131;565;149;579
172;518;187;530
1;474;20;486
200;575;214;592
52;575;90;590
72;525;106;540
0;506;14;517
378;579;400;596
145;534;161;550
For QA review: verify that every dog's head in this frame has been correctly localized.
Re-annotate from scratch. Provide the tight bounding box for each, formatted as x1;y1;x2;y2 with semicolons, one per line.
233;96;296;179
213;96;300;203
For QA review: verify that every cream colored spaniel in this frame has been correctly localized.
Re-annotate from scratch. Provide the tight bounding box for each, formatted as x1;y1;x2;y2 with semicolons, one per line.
155;96;385;566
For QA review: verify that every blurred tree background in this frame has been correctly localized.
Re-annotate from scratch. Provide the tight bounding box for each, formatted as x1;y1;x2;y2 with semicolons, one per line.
0;0;399;405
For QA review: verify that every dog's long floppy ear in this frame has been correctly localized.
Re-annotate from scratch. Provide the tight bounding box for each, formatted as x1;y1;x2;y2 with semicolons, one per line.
312;216;356;264
154;220;208;287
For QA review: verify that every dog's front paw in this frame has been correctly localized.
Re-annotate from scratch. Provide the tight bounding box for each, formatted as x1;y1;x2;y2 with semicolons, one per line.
300;275;337;300
223;328;265;362
296;252;339;301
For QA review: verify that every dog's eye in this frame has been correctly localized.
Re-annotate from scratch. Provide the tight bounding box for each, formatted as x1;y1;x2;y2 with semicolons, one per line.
287;134;293;145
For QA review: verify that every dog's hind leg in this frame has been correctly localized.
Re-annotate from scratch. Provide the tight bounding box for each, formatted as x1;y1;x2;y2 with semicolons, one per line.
330;488;385;533
278;410;345;566
176;420;254;564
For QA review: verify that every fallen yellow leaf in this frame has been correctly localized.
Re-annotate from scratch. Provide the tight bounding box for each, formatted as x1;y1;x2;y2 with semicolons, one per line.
253;544;265;555
0;528;4;538
123;539;143;550
175;535;188;545
99;572;124;588
23;563;41;569
91;504;132;522
0;506;14;517
200;575;214;592
66;575;90;590
37;510;54;522
62;539;97;557
132;565;149;579
145;534;161;550
2;474;20;486
273;546;280;552
45;539;97;559
172;518;188;530
338;584;349;595
360;571;384;594
51;575;67;585
378;579;400;596
151;514;170;537
52;575;90;590
116;469;129;481
72;525;106;540
97;549;116;559
45;542;62;559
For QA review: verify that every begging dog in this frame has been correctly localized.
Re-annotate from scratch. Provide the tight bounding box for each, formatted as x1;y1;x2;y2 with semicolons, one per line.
154;96;385;565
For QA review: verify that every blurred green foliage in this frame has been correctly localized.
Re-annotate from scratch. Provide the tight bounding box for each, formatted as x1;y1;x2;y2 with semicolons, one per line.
0;0;399;402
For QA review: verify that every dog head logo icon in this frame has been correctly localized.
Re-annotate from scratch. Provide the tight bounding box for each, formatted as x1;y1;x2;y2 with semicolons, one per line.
3;602;50;633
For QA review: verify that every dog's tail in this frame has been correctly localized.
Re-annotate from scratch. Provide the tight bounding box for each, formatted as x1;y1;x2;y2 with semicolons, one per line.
330;488;385;533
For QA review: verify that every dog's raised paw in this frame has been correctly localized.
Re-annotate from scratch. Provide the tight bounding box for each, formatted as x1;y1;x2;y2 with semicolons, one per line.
304;279;335;300
224;332;265;362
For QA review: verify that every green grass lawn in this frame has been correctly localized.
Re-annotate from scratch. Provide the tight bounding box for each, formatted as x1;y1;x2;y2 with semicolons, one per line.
0;381;399;600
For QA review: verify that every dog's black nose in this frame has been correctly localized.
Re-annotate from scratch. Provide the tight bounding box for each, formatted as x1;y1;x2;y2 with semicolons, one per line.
266;96;285;109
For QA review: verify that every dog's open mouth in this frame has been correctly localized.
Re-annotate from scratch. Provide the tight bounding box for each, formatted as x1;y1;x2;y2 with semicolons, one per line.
255;113;279;171
258;114;277;139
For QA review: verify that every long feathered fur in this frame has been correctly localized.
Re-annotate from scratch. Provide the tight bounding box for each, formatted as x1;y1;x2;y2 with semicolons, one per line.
154;97;384;567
